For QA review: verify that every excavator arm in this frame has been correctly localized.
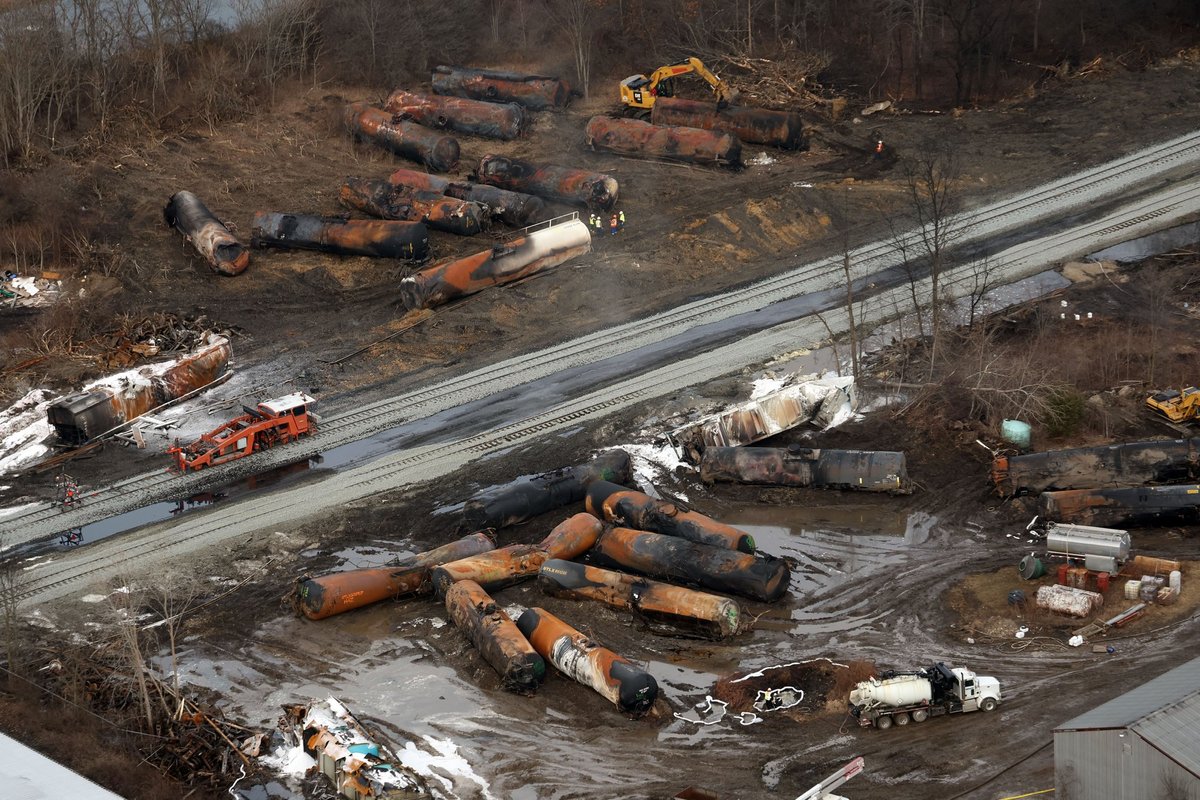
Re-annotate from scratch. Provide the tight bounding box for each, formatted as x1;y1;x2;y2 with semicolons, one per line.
619;57;740;112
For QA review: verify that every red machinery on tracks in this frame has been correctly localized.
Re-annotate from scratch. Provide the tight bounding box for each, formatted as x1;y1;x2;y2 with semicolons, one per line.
168;393;318;472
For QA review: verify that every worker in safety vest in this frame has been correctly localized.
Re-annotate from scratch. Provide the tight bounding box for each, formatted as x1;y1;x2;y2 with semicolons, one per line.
618;210;626;228
593;214;604;234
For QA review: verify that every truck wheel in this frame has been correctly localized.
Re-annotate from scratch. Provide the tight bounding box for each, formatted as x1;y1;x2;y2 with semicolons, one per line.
981;698;997;712
912;709;928;723
876;715;893;730
894;712;911;726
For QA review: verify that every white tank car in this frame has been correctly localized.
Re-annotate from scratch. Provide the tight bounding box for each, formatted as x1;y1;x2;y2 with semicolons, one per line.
848;674;932;709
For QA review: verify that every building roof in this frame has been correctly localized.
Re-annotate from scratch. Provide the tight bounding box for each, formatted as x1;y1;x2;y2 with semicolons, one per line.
0;732;125;800
1130;691;1200;777
1056;655;1200;732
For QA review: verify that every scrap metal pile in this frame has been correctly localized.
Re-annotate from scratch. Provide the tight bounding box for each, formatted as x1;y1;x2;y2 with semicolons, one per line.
289;449;792;717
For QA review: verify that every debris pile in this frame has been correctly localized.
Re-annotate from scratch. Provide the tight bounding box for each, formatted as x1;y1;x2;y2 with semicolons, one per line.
0;271;60;309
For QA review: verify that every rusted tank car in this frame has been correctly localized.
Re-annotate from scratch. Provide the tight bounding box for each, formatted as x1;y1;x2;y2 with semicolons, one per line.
388;168;546;227
584;116;741;167
250;212;429;260
339;178;485;236
431;65;572;111
444;580;545;693
585;480;754;553
1038;485;1200;528
515;607;658;715
385;89;525;140
700;446;912;494
538;559;745;639
164;191;250;276
430;513;603;596
650;97;807;150
47;335;233;446
399;217;591;310
343;102;460;172
463;450;633;530
289;532;496;620
992;439;1200;497
476;155;618;210
588;526;791;603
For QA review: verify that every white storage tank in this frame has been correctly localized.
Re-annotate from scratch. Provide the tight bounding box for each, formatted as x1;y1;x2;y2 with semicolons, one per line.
1045;523;1131;563
849;674;932;709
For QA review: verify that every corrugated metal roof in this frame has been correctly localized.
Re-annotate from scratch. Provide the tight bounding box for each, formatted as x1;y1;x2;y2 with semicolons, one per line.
1130;691;1200;777
0;732;125;799
1056;655;1200;731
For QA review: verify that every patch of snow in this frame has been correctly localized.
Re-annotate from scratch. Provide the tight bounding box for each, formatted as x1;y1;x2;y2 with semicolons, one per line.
748;152;776;166
397;736;495;800
260;743;316;778
79;594;108;604
0;500;40;520
429;617;446;629
503;604;528;622
0;389;55;474
791;181;814;188
749;376;787;399
613;442;687;499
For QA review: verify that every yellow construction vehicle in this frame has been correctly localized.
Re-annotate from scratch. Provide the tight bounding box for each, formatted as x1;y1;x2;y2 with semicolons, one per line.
619;57;739;116
1146;387;1200;422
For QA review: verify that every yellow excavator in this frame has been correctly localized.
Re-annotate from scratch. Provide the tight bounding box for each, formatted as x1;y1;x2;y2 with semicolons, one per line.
619;57;739;116
1146;386;1200;422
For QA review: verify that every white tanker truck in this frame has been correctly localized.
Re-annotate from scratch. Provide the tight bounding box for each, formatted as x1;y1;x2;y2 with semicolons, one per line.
848;663;1001;730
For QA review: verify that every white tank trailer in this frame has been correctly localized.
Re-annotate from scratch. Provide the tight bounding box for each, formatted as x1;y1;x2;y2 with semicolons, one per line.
1044;522;1131;563
849;663;1001;730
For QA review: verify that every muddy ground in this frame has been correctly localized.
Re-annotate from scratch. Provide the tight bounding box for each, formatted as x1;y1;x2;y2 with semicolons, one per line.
4;58;1200;800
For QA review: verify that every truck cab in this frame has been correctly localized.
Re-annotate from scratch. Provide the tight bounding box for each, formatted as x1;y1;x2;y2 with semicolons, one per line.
948;665;1002;712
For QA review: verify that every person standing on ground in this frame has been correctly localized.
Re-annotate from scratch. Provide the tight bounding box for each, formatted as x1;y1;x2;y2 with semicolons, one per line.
618;210;626;229
609;215;619;235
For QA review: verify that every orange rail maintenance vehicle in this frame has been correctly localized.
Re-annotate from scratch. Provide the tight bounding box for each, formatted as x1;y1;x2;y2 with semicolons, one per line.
168;393;317;472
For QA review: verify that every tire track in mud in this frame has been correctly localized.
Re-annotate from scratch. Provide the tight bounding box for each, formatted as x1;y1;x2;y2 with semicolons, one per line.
8;132;1200;601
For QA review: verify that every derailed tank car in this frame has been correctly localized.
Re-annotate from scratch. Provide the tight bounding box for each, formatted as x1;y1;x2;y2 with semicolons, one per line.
47;334;233;446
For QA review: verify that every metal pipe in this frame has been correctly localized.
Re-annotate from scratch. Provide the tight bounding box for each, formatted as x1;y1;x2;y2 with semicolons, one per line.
515;607;658;715
1038;485;1200;528
250;212;430;260
343;102;460;172
387;169;547;227
992;439;1200;497
443;579;546;693
429;513;603;596
700;446;911;494
475;155;618;210
463;450;633;530
385;89;525;140
399;217;591;310
650;97;807;150
289;531;497;620
339;178;485;236
538;559;746;639
585;480;754;553
587;526;791;603
46;335;233;446
584;116;741;166
432;65;572;110
163;191;250;276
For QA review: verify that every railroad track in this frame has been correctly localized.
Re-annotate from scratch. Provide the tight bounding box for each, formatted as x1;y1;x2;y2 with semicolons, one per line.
15;169;1200;606
3;130;1200;551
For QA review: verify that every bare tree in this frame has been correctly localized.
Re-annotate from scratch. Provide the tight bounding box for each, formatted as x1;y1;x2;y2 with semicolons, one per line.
551;0;597;99
901;137;962;375
144;573;201;720
0;548;26;687
107;582;155;730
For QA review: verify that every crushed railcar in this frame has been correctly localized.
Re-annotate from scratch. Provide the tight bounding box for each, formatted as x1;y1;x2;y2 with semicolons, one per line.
47;334;232;446
991;438;1200;496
